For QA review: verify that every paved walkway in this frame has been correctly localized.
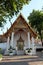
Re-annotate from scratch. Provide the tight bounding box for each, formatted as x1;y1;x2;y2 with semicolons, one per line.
0;52;43;65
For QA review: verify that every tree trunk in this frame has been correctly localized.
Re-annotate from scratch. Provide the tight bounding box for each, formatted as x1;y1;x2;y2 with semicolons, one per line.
40;32;43;46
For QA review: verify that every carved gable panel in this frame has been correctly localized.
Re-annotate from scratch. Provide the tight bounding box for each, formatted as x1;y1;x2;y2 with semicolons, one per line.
14;18;28;28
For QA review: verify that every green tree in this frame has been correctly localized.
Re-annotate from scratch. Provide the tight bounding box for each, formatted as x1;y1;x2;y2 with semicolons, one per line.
0;0;31;27
28;10;43;45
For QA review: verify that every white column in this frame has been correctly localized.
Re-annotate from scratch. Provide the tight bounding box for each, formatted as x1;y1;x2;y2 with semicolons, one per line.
28;32;30;48
31;37;36;54
10;32;14;48
7;36;10;51
4;36;10;55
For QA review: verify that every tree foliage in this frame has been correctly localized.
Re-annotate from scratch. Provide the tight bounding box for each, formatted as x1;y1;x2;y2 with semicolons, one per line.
28;10;43;44
0;0;31;27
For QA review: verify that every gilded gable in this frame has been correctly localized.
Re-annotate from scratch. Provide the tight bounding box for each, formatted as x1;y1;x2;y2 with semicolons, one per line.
14;17;28;28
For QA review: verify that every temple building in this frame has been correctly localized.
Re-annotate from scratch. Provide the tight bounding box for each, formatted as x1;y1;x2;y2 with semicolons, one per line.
0;14;38;55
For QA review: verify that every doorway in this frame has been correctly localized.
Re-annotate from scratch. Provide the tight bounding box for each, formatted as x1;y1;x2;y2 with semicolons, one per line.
17;36;24;55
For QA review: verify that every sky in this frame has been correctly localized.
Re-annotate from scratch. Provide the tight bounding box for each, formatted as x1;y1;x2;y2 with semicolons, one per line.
0;0;43;35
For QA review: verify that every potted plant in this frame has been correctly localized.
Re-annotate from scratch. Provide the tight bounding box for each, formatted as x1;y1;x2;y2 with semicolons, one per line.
8;46;13;56
9;50;13;56
25;48;32;55
25;48;29;54
12;48;16;55
28;48;32;55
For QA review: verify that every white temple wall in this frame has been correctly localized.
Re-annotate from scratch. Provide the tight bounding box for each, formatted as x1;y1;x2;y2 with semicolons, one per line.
0;43;7;49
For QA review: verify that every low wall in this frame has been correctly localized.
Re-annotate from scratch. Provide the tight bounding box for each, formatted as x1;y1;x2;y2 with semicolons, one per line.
0;43;7;49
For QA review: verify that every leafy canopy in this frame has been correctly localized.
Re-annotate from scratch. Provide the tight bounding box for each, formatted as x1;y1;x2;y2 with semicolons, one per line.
0;0;31;27
28;10;43;39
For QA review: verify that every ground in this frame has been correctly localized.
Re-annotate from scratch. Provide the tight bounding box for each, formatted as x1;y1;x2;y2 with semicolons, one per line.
0;52;43;65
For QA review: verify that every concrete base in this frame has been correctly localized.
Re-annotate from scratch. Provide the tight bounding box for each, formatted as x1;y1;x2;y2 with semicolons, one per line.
17;50;24;55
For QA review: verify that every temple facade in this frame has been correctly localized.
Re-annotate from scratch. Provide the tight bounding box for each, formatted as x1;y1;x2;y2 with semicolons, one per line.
0;14;37;55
